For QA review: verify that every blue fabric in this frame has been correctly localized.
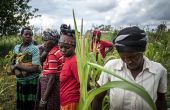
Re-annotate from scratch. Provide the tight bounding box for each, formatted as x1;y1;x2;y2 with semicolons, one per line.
13;43;40;65
13;43;40;110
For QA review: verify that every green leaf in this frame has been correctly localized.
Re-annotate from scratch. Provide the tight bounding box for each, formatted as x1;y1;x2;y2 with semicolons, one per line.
72;10;157;110
87;62;157;110
83;81;157;110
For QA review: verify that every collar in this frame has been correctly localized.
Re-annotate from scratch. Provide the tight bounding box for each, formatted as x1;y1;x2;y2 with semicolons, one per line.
19;42;33;51
113;56;157;74
143;56;157;74
64;54;76;61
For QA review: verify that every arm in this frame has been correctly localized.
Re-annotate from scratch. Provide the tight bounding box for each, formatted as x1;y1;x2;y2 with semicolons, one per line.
105;46;113;55
14;64;39;73
92;83;107;110
11;64;22;77
103;40;113;55
39;74;57;110
10;54;22;76
71;61;79;82
15;47;40;73
156;92;167;110
42;74;56;101
156;67;167;110
41;53;60;101
40;51;48;66
90;38;94;52
92;67;110;110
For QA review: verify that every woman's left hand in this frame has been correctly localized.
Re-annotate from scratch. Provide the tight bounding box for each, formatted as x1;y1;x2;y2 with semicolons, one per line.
39;98;47;110
39;102;46;110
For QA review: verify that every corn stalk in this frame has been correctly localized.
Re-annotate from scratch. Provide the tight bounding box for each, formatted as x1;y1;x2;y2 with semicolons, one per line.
72;10;156;110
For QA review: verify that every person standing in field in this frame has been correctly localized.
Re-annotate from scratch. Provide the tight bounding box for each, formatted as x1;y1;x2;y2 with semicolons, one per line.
35;30;63;110
59;29;80;110
38;29;59;66
11;27;40;110
91;30;113;61
60;24;71;35
92;26;167;110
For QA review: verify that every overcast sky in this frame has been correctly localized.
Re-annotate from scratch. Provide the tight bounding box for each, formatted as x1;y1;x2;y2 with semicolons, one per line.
29;0;170;32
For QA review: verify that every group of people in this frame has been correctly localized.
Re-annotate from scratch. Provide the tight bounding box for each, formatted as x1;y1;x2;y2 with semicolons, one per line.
10;25;80;110
10;25;167;110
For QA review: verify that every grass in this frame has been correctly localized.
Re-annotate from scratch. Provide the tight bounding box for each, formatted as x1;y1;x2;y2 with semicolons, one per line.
0;72;16;110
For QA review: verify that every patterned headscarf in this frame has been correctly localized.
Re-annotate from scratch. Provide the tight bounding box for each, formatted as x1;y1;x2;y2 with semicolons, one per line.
114;26;148;52
42;30;60;41
59;29;76;46
60;24;71;35
93;30;101;37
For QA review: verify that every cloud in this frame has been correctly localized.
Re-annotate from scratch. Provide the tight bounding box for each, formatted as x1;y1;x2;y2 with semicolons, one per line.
144;0;170;20
86;0;118;12
29;0;170;32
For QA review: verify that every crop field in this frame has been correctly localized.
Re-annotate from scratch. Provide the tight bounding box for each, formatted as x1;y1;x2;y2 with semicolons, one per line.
0;30;170;110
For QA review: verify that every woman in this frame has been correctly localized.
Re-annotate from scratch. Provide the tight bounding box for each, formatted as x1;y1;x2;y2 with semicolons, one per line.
11;27;40;110
90;30;113;61
60;24;71;35
59;29;80;110
35;30;63;110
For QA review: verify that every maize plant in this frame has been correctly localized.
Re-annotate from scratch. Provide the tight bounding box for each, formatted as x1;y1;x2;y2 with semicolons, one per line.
72;10;157;110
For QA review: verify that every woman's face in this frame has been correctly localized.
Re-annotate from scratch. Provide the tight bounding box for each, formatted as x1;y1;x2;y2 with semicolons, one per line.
119;52;144;70
59;35;75;57
59;42;75;57
22;30;32;43
43;39;55;52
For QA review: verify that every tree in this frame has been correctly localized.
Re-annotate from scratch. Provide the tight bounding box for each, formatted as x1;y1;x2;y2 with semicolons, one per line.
0;0;40;36
157;23;167;32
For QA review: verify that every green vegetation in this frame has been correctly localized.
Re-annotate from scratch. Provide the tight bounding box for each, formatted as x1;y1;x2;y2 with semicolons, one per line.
0;73;16;110
0;35;43;110
0;0;40;36
73;11;157;110
0;26;170;110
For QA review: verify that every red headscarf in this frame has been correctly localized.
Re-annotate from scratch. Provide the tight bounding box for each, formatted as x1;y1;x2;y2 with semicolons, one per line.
93;30;101;37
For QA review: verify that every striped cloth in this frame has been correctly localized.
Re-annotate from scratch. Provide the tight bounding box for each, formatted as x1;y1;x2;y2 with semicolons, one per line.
35;46;63;110
42;46;63;75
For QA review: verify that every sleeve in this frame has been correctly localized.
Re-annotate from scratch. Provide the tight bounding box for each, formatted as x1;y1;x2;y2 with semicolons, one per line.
158;67;167;93
13;46;16;53
103;41;113;48
71;61;79;82
32;47;40;65
97;61;112;86
47;54;59;74
13;45;20;54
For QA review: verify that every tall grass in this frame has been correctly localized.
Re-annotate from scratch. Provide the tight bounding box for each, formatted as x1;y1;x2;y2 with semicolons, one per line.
0;73;16;110
0;36;21;57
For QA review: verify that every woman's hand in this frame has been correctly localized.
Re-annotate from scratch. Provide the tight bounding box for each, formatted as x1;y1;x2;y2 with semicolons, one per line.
11;65;16;72
39;98;47;110
15;69;22;77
